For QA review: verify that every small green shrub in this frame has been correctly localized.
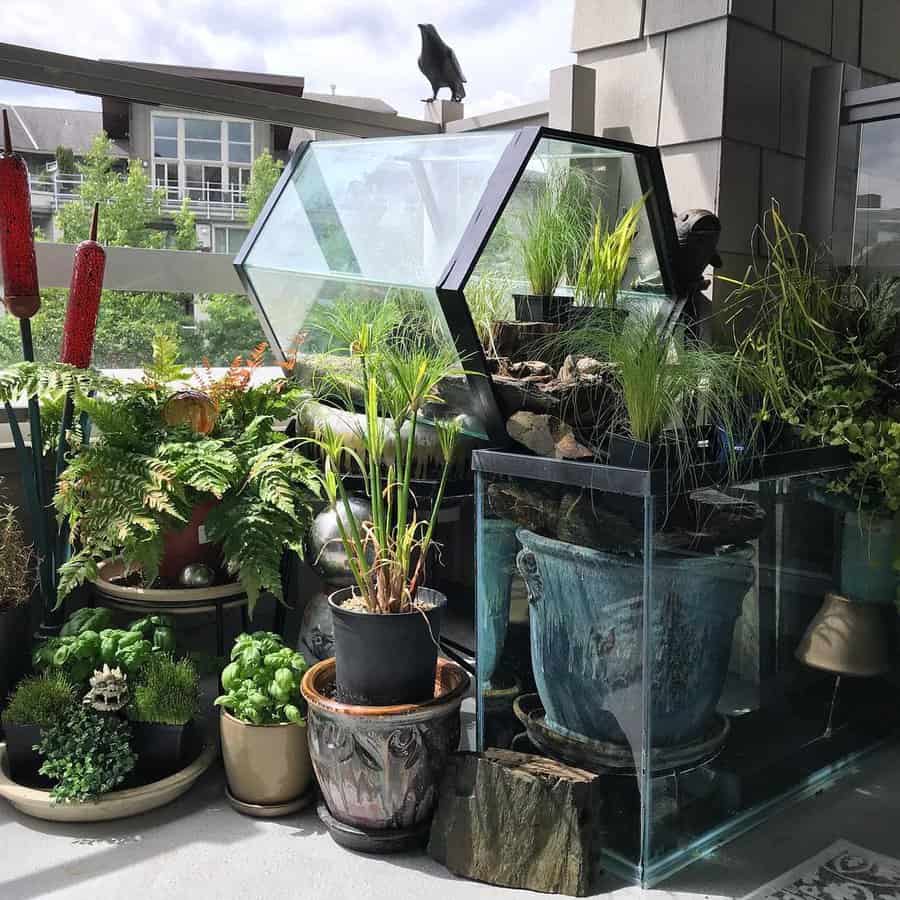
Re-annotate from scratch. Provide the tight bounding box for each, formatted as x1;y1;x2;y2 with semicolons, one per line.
38;705;136;803
129;654;200;726
3;673;77;728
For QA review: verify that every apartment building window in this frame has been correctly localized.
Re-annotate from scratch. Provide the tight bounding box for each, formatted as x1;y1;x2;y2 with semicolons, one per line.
152;114;253;205
213;225;250;255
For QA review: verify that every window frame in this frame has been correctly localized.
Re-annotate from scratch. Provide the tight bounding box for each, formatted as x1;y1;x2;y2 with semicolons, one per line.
151;112;255;204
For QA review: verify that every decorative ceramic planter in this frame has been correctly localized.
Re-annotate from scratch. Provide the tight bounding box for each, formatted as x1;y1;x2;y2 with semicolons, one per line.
477;518;519;687
301;657;468;851
219;710;313;812
516;529;754;748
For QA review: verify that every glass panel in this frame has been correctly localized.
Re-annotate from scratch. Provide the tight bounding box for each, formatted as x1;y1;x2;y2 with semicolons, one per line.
242;266;486;436
204;165;222;203
243;131;515;288
471;136;670;346
228;121;251;143
853;119;900;281
228;142;251;164
213;227;227;254
475;468;647;880
185;140;222;162
185;163;203;200
153;137;177;159
153;116;177;138
640;470;900;883
229;166;250;201
185;118;221;141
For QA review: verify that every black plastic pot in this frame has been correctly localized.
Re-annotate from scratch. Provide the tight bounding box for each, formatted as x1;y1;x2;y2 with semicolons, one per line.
567;305;628;331
2;721;50;786
131;719;198;780
328;587;447;706
608;429;717;471
513;294;571;324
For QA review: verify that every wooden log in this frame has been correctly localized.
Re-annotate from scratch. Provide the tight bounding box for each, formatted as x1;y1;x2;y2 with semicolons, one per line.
427;749;603;896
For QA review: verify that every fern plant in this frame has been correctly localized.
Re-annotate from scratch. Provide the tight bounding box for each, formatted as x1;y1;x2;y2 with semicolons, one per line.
50;341;320;614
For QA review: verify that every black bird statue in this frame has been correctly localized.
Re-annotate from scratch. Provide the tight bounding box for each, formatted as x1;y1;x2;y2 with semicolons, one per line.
418;24;466;103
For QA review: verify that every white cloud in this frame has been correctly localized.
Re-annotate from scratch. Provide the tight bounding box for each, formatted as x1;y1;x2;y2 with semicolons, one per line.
0;0;575;120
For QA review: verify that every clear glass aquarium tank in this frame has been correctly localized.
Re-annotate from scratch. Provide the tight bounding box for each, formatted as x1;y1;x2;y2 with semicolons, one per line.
474;446;900;887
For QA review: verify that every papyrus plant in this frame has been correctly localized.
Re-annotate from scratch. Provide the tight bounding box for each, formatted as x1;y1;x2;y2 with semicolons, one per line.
309;324;462;614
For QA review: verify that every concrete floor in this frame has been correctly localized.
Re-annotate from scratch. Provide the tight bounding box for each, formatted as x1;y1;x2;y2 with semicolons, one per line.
3;600;899;899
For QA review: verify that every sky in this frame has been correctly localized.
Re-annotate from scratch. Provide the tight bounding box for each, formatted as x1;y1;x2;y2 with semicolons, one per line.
0;0;576;120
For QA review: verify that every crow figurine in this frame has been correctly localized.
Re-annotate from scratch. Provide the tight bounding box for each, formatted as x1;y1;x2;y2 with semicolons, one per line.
418;24;466;102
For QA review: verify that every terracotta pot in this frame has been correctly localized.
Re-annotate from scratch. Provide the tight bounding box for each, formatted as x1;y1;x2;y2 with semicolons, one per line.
219;710;312;807
301;657;468;835
160;498;221;581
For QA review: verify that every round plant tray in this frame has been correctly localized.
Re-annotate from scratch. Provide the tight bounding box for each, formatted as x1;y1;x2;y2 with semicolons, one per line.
225;782;316;818
0;741;217;822
316;801;430;854
513;693;729;775
92;559;246;613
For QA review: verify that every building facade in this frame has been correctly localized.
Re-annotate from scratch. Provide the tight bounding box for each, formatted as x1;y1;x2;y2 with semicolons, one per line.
3;63;396;254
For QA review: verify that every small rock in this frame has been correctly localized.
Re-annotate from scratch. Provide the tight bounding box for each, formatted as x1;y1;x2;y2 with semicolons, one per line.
507;411;593;460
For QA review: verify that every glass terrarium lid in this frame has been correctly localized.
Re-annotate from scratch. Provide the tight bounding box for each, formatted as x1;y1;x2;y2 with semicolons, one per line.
236;128;683;443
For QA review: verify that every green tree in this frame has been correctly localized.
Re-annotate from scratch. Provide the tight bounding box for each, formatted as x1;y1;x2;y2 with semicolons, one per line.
55;145;76;175
181;294;268;365
56;133;164;248
247;150;283;224
173;197;198;250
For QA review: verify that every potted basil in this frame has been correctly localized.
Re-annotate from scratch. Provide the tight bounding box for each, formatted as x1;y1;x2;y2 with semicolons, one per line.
215;632;312;816
128;654;201;780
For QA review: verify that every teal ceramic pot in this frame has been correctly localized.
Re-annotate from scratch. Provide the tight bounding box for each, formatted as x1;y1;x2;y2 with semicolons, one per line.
477;518;519;688
516;530;754;747
839;511;899;605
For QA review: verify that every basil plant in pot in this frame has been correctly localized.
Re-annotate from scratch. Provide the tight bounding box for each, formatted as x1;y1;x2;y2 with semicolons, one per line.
214;631;312;815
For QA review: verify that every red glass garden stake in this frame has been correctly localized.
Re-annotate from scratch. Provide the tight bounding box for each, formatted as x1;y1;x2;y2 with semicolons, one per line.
0;109;40;319
60;203;105;368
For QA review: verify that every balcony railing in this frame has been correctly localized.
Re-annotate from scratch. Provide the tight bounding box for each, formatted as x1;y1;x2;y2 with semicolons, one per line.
28;172;249;221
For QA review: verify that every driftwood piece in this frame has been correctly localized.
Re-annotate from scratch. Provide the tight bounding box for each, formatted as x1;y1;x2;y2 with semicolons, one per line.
427;749;603;896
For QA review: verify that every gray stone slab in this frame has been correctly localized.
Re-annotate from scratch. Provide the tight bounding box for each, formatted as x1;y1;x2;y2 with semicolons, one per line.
861;0;900;79
718;139;762;255
774;0;832;53
571;0;645;52
581;35;665;145
761;150;805;231
723;20;782;149
659;19;728;144
661;139;722;215
730;0;774;30
644;0;727;35
780;42;830;158
832;0;862;65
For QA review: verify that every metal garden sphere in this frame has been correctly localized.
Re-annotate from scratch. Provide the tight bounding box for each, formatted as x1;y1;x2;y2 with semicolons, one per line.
309;497;372;583
178;563;216;588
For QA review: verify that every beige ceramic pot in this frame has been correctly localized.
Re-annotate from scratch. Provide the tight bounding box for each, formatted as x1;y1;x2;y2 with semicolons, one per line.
220;711;312;806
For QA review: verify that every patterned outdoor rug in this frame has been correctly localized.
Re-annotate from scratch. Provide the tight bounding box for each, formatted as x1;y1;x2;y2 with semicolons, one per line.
744;841;900;900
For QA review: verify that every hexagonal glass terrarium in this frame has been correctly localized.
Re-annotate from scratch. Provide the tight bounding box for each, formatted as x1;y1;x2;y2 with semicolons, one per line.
234;127;684;445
